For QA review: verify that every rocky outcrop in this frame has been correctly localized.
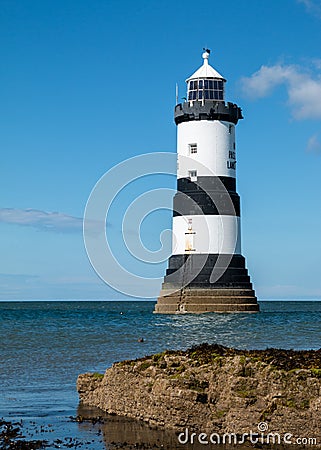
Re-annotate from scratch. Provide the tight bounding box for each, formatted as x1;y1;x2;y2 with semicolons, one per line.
77;344;321;444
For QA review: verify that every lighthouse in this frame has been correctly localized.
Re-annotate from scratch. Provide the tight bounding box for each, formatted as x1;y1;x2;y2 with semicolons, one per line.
154;50;259;313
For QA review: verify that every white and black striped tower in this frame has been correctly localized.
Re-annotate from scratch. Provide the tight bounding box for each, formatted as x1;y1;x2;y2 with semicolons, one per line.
155;50;259;313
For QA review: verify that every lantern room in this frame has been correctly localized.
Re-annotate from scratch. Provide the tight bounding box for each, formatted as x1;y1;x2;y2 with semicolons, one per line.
186;50;226;103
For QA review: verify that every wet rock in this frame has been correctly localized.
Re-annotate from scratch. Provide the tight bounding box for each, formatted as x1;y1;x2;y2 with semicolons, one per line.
77;343;321;441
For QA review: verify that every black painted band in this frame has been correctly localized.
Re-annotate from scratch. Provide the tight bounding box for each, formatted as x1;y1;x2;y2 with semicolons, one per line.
173;187;240;216
167;253;246;269
174;101;243;125
163;254;253;289
177;176;236;193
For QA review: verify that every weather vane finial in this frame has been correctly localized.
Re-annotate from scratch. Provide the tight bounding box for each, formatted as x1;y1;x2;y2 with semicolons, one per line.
202;48;211;63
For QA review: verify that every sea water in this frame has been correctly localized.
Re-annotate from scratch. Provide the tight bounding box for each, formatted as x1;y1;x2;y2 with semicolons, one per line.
1;300;321;449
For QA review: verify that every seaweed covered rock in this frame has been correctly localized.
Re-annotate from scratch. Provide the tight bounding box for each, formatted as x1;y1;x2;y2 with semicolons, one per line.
77;344;321;443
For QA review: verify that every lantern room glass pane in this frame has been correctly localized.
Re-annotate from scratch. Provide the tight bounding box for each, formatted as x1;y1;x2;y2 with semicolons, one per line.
187;77;224;102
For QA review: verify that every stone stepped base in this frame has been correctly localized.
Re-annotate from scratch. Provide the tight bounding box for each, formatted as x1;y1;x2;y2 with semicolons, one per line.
154;288;259;314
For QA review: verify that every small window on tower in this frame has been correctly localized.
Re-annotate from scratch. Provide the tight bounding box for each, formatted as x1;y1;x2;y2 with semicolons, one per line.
189;170;197;181
189;143;197;154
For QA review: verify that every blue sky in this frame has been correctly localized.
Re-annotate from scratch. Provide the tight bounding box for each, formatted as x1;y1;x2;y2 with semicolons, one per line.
1;0;321;300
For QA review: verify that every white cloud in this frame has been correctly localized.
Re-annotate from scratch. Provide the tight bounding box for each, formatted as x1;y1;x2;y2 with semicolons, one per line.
288;76;321;119
241;63;321;120
0;208;84;233
241;65;294;99
306;133;321;154
298;0;321;17
311;58;321;70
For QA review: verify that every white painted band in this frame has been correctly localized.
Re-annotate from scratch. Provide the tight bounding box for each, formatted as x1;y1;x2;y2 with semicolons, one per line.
172;215;241;255
177;120;236;179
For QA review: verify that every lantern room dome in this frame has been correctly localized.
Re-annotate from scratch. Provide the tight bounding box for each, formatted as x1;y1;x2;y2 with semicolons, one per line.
186;50;225;82
186;50;226;102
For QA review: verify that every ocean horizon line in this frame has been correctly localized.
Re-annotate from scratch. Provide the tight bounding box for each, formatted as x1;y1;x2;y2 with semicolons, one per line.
1;298;321;302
